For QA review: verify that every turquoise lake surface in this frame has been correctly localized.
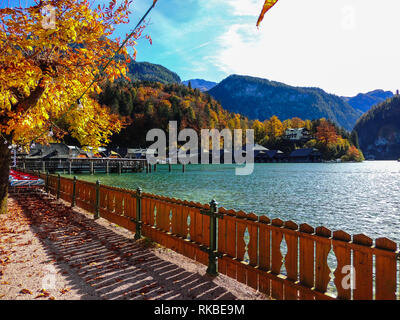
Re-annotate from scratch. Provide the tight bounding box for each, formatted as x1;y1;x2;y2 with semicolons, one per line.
65;161;400;243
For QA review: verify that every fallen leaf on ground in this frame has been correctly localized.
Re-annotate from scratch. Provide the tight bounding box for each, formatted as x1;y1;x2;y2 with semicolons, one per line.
19;289;32;295
60;288;71;294
35;289;50;298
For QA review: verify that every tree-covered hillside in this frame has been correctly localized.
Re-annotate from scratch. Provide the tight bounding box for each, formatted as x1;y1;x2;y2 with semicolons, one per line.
353;95;400;160
95;81;362;161
342;90;394;113
127;60;181;84
208;75;362;131
98;81;249;147
182;79;217;92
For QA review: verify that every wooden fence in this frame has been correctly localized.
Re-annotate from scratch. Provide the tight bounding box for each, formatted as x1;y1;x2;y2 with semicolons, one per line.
35;171;400;300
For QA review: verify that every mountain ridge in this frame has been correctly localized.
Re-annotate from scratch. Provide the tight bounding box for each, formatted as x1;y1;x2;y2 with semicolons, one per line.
353;95;400;160
208;74;362;131
127;60;181;84
182;79;217;92
342;90;394;113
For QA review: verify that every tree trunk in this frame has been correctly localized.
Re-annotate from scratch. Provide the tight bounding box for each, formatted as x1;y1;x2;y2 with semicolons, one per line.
0;137;11;215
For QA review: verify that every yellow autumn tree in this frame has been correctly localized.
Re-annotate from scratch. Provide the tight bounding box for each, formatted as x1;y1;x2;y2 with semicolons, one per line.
264;115;283;140
282;119;292;131
290;117;305;129
0;0;147;214
252;120;266;143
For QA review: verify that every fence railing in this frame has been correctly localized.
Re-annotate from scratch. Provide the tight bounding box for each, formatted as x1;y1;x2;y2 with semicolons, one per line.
30;171;400;300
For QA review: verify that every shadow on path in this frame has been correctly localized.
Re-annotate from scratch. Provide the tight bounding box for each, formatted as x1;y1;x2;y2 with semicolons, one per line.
13;193;241;300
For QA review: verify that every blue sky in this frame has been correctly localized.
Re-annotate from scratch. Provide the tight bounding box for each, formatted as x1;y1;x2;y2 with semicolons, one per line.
124;0;257;84
121;0;400;96
5;0;400;96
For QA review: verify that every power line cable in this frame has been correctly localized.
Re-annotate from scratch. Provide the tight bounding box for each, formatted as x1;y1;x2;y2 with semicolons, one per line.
20;0;159;147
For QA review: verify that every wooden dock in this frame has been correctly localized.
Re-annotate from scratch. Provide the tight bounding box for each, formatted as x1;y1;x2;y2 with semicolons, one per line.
18;158;147;174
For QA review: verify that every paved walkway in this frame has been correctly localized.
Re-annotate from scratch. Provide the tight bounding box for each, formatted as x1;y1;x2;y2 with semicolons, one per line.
0;193;268;300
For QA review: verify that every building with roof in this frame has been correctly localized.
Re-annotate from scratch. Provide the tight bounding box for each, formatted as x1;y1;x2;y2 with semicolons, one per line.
26;143;79;161
289;148;322;163
284;128;311;141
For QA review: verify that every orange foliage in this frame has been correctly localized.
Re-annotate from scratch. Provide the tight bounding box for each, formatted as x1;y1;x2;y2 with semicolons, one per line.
257;0;279;27
316;119;338;145
0;0;141;150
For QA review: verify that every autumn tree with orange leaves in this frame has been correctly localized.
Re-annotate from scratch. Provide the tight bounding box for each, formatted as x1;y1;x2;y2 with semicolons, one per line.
0;0;145;214
316;119;338;146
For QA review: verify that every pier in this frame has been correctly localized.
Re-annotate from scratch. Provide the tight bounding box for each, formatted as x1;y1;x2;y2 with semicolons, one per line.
18;158;147;174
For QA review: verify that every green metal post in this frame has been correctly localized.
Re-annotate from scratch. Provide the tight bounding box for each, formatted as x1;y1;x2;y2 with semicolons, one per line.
206;199;219;276
94;180;100;220
45;171;49;193
71;176;77;208
134;187;142;240
56;173;61;199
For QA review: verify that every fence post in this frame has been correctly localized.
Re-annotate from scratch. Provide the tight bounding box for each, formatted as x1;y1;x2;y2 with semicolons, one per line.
71;176;77;208
134;187;142;240
206;199;219;276
56;173;61;199
45;171;49;193
94;180;100;220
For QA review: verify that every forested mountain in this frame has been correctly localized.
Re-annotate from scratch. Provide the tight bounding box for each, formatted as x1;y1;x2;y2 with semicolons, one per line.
342;90;394;113
94;80;362;161
208;75;362;131
182;79;217;91
97;81;249;147
127;60;181;84
353;95;400;160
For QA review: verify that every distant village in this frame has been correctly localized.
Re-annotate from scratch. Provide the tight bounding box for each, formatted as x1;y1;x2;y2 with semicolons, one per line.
14;127;324;173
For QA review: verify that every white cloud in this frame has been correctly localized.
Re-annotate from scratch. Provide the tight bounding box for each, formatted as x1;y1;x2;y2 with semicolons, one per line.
225;0;262;16
209;0;400;96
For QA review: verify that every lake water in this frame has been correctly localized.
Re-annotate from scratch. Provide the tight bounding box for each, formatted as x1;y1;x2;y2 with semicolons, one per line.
66;161;400;243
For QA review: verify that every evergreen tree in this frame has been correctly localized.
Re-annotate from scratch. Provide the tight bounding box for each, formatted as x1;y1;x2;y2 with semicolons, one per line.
350;130;360;149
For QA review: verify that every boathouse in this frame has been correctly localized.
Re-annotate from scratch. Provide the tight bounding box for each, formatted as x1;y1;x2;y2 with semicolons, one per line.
289;148;322;163
26;143;79;160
